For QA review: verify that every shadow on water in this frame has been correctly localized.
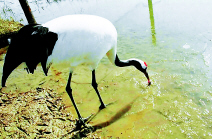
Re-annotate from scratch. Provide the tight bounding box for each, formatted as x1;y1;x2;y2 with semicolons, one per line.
148;0;156;45
62;96;138;138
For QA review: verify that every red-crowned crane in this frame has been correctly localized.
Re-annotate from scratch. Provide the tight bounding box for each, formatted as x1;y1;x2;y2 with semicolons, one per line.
1;14;151;128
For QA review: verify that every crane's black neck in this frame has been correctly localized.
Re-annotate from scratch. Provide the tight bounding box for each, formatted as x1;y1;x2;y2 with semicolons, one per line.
115;55;143;69
115;55;131;67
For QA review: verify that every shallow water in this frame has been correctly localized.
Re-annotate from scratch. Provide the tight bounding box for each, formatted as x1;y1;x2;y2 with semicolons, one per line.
0;0;212;138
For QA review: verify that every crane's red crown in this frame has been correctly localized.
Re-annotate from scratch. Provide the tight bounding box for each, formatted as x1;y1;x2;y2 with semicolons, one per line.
144;62;147;67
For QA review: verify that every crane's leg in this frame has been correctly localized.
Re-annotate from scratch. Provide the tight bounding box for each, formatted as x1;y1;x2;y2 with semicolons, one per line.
66;71;85;128
92;70;106;109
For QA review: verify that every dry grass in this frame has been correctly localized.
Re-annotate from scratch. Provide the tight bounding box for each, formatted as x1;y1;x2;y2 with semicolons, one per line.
0;87;101;138
0;18;23;35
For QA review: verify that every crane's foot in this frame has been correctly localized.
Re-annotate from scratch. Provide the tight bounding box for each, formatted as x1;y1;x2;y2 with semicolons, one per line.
75;115;93;130
75;118;86;130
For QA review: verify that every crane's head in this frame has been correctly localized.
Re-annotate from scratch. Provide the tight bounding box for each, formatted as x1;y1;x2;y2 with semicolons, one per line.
130;59;151;86
1;24;58;87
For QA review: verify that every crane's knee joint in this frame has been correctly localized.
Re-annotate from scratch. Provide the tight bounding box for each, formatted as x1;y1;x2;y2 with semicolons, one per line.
92;81;98;89
66;86;72;93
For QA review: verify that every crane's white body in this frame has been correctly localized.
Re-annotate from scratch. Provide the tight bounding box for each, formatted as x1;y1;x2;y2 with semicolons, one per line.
42;14;117;71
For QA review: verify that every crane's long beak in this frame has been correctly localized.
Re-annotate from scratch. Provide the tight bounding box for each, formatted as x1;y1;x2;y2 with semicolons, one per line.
143;70;151;86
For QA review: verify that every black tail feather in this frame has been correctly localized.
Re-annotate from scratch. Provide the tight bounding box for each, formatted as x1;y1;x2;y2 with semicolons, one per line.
1;24;58;86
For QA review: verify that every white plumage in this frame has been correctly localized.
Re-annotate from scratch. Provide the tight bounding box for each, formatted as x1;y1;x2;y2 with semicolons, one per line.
43;15;117;70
